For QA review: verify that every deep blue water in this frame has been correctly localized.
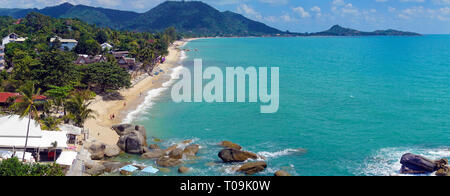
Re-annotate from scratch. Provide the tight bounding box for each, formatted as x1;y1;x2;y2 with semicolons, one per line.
126;36;450;176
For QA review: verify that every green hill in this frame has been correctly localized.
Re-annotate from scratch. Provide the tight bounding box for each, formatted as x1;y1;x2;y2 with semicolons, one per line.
0;1;283;37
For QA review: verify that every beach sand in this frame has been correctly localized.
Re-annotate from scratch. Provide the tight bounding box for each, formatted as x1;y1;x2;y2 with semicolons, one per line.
84;40;187;145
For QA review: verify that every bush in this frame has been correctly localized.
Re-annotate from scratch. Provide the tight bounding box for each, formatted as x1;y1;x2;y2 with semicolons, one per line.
0;157;65;176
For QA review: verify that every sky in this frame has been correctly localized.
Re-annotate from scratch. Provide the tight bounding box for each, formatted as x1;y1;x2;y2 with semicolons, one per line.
1;0;450;34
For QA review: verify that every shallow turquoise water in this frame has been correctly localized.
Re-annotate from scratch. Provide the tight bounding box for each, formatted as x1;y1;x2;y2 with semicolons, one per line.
128;36;450;176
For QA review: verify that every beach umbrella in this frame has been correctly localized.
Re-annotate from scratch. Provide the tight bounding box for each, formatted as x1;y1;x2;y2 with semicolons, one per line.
142;166;159;174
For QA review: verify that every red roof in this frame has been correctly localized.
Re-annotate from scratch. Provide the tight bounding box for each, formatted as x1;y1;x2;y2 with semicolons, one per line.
0;92;46;103
0;92;19;103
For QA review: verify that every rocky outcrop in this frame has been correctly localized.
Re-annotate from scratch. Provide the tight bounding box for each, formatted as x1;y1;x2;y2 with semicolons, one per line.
141;149;165;159
169;148;184;159
103;162;128;173
435;166;449;176
274;170;291;176
178;166;190;174
237;162;267;175
218;149;258;163
104;145;121;158
149;144;160;149
86;141;106;160
220;141;242;150
400;153;449;175
156;156;183;167
84;161;106;176
183;144;200;157
400;153;437;174
117;130;147;154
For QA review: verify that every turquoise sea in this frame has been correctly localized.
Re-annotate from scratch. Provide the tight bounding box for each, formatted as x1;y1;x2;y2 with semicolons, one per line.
123;36;450;176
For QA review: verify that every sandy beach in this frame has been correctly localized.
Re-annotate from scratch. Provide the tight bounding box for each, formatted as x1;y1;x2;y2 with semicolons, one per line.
85;40;187;145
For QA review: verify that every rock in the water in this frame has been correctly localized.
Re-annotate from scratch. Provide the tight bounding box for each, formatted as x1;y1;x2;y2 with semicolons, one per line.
237;162;267;175
435;158;448;169
104;145;121;158
117;131;146;154
165;145;178;153
220;141;242;150
87;141;106;160
435;166;449;176
218;149;258;163
183;144;200;157
178;166;190;174
149;144;160;149
157;156;183;167
84;161;106;176
141;149;165;159
103;162;128;173
169;148;184;159
274;170;291;176
400;153;437;174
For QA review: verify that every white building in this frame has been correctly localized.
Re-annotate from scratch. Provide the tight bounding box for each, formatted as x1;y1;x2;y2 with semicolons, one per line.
2;33;27;48
0;115;68;150
101;42;113;51
50;36;78;51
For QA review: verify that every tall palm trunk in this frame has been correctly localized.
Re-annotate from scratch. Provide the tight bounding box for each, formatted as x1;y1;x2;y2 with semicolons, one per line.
23;112;31;162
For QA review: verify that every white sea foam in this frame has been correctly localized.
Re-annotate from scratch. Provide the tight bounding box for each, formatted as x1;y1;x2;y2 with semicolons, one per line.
122;65;186;123
358;147;450;176
257;148;307;159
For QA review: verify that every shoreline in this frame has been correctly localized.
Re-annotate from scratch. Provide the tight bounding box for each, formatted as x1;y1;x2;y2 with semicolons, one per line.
85;40;188;145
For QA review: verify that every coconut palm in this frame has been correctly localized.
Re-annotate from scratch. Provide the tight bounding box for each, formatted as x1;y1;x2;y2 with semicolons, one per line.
66;94;97;127
9;83;43;162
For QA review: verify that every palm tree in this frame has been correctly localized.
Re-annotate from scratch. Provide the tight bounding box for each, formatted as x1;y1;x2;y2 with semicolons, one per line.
66;94;97;127
9;83;42;162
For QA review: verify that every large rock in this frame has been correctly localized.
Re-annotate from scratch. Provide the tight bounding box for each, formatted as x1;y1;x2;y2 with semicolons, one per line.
103;162;128;173
218;149;258;163
274;170;291;176
104;145;121;158
400;153;437;174
435;166;449;176
112;124;134;136
149;144;160;149
237;162;267;175
134;125;147;140
156;156;183;167
117;131;146;154
178;166;190;174
169;148;184;159
183;144;200;157
141;149;165;159
84;161;106;176
87;142;106;160
220;141;242;150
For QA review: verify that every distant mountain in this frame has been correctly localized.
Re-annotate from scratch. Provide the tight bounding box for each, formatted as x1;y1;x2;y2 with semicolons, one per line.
0;2;420;37
0;1;284;37
310;25;421;36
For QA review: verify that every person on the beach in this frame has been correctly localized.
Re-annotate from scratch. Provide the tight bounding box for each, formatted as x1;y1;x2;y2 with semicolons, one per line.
124;102;127;107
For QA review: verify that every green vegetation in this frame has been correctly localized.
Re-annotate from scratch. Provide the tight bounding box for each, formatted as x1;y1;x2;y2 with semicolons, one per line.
0;1;285;37
0;157;65;176
0;12;178;130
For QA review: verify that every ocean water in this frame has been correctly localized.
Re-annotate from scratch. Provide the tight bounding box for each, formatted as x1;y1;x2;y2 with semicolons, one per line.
124;36;450;176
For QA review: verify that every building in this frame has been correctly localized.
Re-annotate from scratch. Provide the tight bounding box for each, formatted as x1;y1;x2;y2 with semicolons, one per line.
2;33;27;48
74;54;107;65
50;36;78;51
0;115;69;162
0;92;46;108
111;51;130;58
101;43;113;51
117;56;140;70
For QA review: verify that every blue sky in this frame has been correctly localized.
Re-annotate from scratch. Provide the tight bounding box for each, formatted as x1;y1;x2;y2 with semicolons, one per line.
1;0;450;34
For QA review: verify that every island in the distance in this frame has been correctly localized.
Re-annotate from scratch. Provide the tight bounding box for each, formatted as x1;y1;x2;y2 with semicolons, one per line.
303;25;421;36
